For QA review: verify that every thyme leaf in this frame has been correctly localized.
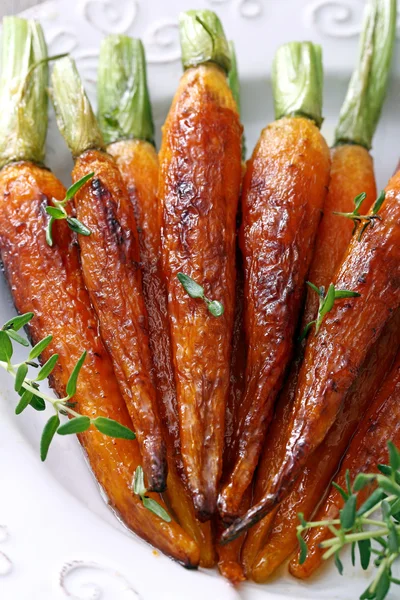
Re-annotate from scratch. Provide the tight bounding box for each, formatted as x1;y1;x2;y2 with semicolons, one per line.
334;190;386;242
132;465;171;522
177;272;224;317
45;172;94;246
300;282;360;341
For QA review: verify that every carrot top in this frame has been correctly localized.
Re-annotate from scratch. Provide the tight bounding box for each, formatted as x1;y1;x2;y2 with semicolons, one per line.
51;56;105;157
0;17;48;169
179;9;231;74
97;35;154;146
272;41;323;128
334;0;396;149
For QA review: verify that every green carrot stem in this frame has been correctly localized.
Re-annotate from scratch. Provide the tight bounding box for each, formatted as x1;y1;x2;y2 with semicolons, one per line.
228;40;246;160
179;9;231;74
0;17;48;169
50;56;104;157
97;35;154;146
334;0;396;149
272;41;323;128
228;41;241;113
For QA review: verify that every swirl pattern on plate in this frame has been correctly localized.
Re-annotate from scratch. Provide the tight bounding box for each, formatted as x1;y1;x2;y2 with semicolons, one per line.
60;560;141;600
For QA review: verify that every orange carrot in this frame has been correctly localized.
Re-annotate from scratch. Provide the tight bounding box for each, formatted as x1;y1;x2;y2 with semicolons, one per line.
218;41;330;521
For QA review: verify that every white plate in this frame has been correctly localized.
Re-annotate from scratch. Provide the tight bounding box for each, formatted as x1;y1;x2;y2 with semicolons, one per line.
1;1;399;599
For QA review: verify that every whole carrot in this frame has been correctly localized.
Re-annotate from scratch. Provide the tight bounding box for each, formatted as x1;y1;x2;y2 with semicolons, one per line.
158;10;243;520
222;145;400;544
97;35;215;567
290;347;400;579
0;17;199;566
241;0;396;574
218;41;331;521
51;56;166;492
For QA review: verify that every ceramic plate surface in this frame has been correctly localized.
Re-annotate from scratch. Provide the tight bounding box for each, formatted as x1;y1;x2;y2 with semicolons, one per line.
1;1;400;599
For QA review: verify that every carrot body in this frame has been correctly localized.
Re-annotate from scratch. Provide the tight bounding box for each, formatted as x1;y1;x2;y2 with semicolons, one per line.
158;63;242;520
290;347;400;579
219;116;330;520
72;149;166;492
0;161;199;566
226;167;400;540
108;138;215;567
216;251;248;582
304;144;376;327
242;142;377;573
251;308;400;582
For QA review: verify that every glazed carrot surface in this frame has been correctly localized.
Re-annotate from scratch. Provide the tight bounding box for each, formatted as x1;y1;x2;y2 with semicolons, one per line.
242;141;377;574
291;347;400;579
219;116;331;521
72;149;166;492
0;161;199;566
223;166;400;542
216;251;248;582
303;143;376;329
108;138;215;568
158;63;242;520
251;308;400;582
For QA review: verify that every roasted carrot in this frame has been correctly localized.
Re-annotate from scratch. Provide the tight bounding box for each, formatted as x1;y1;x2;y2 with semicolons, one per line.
250;308;400;582
158;10;242;520
51;56;166;492
0;18;199;566
97;35;215;567
218;41;331;522
222;149;400;544
291;347;400;579
241;0;396;572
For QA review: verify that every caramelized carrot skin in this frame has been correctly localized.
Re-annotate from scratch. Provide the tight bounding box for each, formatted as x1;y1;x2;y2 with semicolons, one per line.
283;169;400;487
217;252;248;582
242;143;377;574
108;139;215;568
291;348;400;579
251;309;400;582
219;117;331;519
73;149;166;492
159;64;242;520
216;493;250;584
0;162;199;567
228;168;400;539
304;144;376;326
108;139;180;468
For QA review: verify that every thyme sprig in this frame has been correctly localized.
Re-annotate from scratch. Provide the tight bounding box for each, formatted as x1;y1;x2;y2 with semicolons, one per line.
45;172;94;246
300;282;360;341
177;272;224;317
334;190;386;242
133;465;171;522
1;312;135;461
297;442;400;600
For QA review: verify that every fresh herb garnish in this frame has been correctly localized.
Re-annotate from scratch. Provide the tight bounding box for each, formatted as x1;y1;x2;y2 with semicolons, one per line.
133;465;171;522
300;282;360;341
297;442;400;600
334;190;386;242
45;172;94;246
177;272;224;317
0;312;135;460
